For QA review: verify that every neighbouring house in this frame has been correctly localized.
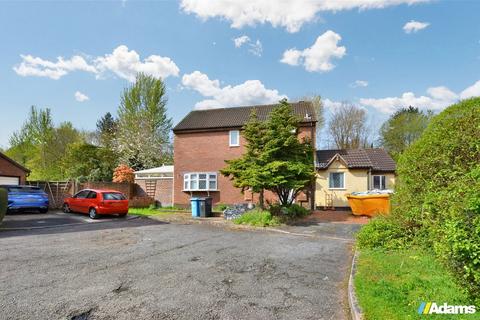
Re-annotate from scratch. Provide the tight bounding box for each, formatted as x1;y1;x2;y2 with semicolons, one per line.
134;165;174;206
0;152;30;185
172;102;317;208
315;148;396;209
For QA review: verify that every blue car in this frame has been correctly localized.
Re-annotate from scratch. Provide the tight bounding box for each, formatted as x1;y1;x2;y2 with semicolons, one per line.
1;185;49;213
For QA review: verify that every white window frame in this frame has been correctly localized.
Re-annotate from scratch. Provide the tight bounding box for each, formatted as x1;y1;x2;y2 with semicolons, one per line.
229;130;240;147
183;172;218;191
329;172;345;190
372;175;387;190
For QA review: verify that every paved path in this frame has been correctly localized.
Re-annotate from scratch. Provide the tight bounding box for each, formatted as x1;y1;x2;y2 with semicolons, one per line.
0;216;359;320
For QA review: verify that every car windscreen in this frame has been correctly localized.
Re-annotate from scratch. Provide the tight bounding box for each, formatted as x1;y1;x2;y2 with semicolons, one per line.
102;192;126;200
8;187;44;193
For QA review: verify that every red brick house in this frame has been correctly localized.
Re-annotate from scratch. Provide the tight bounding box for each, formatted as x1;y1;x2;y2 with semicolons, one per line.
172;102;317;208
0;152;30;185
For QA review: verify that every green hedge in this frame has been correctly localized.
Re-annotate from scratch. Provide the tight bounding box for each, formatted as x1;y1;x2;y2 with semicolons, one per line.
0;187;7;224
358;97;480;301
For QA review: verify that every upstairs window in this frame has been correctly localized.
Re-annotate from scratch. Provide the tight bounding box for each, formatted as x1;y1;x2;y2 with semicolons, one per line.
184;172;217;191
372;175;387;190
329;172;345;189
229;130;240;147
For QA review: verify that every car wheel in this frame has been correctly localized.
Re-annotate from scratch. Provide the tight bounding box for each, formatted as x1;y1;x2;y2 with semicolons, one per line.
63;203;71;213
39;208;48;214
89;208;99;219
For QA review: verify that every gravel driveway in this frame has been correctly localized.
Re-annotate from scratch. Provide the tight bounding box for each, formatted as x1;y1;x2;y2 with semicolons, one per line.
0;216;357;320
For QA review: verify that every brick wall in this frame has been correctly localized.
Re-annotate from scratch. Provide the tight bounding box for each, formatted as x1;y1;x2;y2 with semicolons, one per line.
135;178;173;206
173;125;315;207
0;157;27;184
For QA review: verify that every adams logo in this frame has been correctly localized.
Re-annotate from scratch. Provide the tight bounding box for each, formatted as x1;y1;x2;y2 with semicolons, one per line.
418;302;476;315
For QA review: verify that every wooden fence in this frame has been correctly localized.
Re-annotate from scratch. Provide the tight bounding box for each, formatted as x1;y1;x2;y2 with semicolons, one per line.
26;180;73;209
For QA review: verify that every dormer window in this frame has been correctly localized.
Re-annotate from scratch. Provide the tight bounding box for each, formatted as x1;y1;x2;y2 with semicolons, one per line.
229;130;240;147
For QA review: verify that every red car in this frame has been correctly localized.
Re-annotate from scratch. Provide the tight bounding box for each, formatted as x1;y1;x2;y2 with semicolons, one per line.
63;189;129;219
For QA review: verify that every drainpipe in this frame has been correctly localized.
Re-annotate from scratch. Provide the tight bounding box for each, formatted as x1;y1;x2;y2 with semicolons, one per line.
367;168;372;190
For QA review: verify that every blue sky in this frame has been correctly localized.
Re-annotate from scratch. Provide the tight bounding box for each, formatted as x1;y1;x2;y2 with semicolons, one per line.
1;0;479;148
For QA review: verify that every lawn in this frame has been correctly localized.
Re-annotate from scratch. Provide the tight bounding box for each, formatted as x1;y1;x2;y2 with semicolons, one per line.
128;207;186;216
354;248;476;319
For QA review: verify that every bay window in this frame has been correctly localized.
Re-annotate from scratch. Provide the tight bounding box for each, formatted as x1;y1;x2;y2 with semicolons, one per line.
184;172;217;191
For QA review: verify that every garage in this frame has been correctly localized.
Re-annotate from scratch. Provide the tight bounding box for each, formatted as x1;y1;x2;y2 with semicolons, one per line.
0;152;29;185
0;176;20;185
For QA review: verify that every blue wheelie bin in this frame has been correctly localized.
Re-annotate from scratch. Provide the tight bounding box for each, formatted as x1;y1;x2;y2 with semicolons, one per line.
191;198;200;218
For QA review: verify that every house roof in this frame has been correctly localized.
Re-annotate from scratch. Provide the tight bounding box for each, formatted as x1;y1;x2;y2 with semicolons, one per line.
173;101;316;132
316;148;396;172
0;152;30;173
134;165;174;174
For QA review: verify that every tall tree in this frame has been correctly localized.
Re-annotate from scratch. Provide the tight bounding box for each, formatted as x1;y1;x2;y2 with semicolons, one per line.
222;99;315;206
61;142;114;182
96;112;118;148
7;106;55;179
328;102;369;149
221;109;268;207
379;106;432;160
116;73;172;170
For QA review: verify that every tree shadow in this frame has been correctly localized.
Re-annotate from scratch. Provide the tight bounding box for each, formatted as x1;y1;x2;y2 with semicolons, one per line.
0;216;168;239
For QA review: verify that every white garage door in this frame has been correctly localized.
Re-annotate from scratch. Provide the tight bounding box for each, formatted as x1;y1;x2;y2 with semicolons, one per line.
0;176;20;185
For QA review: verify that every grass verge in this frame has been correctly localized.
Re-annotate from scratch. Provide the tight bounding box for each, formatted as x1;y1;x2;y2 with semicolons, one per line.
233;210;280;227
128;208;181;216
355;248;476;319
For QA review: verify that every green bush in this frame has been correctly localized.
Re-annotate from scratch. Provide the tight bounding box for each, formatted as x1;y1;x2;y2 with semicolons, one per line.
357;215;412;250
234;210;280;227
358;98;480;301
269;203;310;218
0;187;7;224
213;203;228;212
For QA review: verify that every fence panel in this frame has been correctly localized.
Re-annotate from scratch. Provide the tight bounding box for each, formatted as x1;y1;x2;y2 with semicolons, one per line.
26;180;73;209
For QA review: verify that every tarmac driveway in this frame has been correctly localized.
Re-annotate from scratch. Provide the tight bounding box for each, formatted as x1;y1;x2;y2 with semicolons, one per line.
0;216;359;320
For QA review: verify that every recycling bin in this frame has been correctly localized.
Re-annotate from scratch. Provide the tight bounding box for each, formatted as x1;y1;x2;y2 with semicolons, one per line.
190;198;200;218
198;197;213;217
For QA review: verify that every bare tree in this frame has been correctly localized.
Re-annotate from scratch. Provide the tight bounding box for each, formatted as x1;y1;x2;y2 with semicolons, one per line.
328;102;369;149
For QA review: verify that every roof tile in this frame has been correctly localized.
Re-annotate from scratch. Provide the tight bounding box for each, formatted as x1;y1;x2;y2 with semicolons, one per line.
316;148;395;172
173;101;316;132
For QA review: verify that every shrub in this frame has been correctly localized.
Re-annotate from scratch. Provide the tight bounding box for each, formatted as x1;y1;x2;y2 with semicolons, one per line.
359;98;480;300
214;203;228;212
233;210;280;227
269;203;310;218
112;164;134;183
357;215;412;250
0;187;7;224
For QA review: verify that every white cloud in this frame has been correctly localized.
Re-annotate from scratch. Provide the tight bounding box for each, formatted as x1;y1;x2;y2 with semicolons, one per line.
182;71;287;110
460;80;480;99
351;80;369;88
323;98;343;110
403;20;430;33
249;40;263;57
94;45;180;81
181;0;430;33
13;55;97;80
74;91;89;102
426;86;458;101
280;30;346;72
359;86;460;114
13;45;180;82
233;35;250;48
233;36;263;57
